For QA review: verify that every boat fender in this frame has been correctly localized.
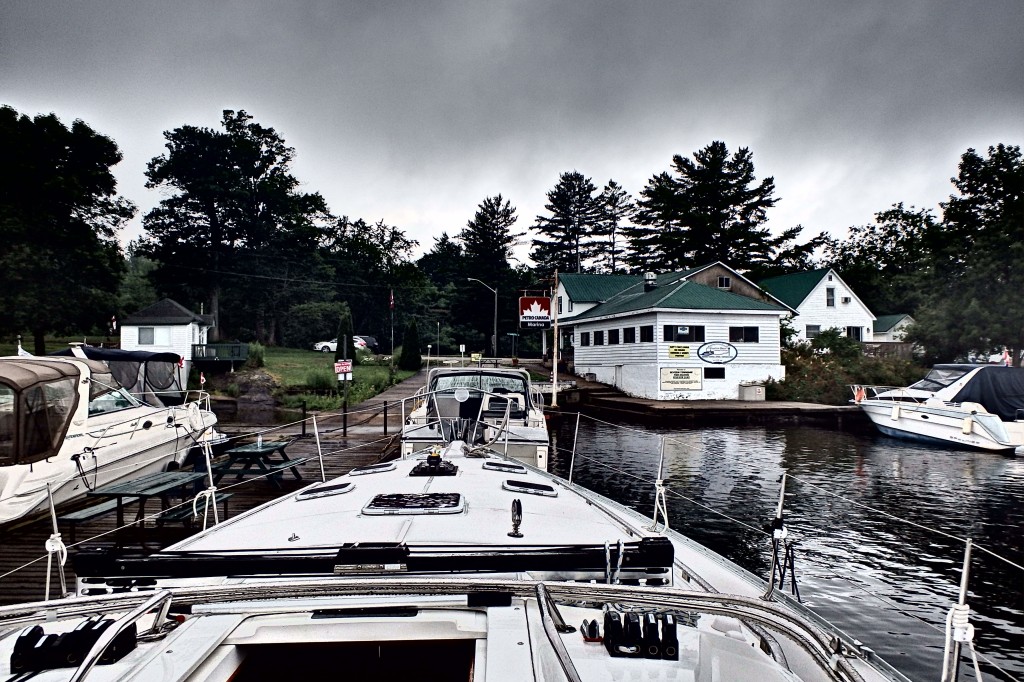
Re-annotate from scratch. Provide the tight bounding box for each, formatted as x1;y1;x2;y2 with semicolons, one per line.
642;613;662;658
890;404;900;420
962;417;973;434
662;614;679;660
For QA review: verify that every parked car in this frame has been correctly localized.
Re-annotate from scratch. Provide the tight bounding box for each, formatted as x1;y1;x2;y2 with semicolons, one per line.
312;339;337;353
354;335;380;353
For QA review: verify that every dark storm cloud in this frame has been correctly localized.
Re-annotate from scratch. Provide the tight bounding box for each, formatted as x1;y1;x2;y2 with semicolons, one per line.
3;1;1022;254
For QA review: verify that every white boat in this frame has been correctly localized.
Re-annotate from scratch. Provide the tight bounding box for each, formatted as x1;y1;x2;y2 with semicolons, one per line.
0;419;931;682
853;363;1024;453
401;366;550;469
0;354;218;524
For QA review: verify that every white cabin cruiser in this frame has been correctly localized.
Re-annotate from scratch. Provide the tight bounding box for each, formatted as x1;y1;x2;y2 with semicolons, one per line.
0;433;921;682
853;364;1024;453
402;367;549;469
0;355;217;524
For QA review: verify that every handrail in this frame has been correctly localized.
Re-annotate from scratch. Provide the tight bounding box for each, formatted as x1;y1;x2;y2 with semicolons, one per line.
535;583;582;682
68;589;172;682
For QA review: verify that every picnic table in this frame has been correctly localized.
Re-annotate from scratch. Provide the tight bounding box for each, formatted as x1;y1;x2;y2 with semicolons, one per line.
86;470;207;529
213;439;304;489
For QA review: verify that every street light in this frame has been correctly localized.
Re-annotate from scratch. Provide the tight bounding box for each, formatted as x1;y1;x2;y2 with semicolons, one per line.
467;278;498;357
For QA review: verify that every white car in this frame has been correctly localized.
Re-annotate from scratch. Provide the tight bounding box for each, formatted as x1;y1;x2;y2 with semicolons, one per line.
312;338;368;353
312;339;337;353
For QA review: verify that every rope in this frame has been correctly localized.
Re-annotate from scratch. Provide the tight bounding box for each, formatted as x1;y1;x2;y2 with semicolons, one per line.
941;603;984;681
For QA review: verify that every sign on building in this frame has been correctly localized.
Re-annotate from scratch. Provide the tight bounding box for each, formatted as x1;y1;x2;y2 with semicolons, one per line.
667;345;690;358
660;367;701;390
519;296;551;329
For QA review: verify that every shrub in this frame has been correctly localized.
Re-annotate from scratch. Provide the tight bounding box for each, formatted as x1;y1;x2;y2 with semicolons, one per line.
305;367;338;393
398;321;422;371
246;342;265;368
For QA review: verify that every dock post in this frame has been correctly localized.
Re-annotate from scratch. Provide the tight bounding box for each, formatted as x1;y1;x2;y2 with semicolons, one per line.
301;401;307;437
383;401;388;435
343;399;348;437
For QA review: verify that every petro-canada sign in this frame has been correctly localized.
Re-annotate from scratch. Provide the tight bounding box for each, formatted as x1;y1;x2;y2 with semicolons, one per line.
519;297;551;329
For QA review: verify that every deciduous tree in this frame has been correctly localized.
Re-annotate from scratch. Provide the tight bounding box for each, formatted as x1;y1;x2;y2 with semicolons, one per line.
0;106;133;352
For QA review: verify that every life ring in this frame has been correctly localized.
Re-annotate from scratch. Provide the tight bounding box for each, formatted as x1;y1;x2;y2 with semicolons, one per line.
854;386;867;403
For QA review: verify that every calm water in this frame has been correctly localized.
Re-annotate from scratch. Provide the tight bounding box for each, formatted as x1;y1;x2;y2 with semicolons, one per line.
549;417;1024;682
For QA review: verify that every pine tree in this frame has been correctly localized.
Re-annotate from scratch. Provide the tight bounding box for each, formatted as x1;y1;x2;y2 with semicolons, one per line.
625;142;779;273
530;171;603;276
398;319;422;371
592;180;635;273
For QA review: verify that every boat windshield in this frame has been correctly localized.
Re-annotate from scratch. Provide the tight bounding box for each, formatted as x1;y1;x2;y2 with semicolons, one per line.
87;369;143;416
908;366;974;392
431;373;528;397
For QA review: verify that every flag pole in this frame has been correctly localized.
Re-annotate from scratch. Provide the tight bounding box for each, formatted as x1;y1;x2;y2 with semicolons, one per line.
390;289;395;367
551;270;559;409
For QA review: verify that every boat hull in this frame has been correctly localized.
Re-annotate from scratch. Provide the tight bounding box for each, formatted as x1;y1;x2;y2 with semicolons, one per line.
858;400;1020;452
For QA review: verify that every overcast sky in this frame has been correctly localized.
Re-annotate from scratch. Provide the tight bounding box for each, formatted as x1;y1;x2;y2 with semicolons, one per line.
3;1;1022;262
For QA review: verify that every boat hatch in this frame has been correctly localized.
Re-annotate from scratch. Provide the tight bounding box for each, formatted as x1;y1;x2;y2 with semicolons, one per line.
296;481;356;501
502;479;557;497
349;461;398;476
482;460;527;474
362;493;465;515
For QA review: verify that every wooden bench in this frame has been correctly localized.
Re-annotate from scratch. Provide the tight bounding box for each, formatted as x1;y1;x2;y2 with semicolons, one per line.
59;499;134;543
158;493;234;528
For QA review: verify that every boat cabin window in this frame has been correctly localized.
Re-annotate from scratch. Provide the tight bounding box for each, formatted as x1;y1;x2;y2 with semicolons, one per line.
430;374;529;400
87;371;143;416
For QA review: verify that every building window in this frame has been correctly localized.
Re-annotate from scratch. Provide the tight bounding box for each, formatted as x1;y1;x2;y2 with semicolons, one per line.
557;296;563;314
718;276;731;289
580;332;590;346
639;325;654;342
623;327;636;343
608;329;620;345
729;326;759;343
846;326;863;341
138;327;170;346
704;367;725;379
594;331;604;346
806;325;821;339
826;287;835;307
568;301;574;312
663;325;705;343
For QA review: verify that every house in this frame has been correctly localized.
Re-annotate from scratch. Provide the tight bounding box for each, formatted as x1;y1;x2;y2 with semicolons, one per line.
758;269;875;343
565;268;790;400
873;314;914;341
120;299;214;379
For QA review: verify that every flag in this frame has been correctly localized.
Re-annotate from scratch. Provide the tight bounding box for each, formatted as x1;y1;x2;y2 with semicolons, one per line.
109;315;117;333
389;289;394;310
17;342;32;357
200;372;206;386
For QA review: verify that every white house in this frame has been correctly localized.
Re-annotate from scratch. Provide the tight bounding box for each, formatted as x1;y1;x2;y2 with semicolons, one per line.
758;268;875;343
873;314;914;341
120;299;214;379
568;269;791;400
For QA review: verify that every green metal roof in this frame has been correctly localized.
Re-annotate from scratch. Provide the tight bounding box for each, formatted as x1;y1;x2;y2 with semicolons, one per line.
559;273;640;302
571;276;787;321
873;314;912;333
757;269;831;308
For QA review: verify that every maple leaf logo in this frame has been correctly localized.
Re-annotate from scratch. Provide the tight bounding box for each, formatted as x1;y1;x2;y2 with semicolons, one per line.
525;301;549;316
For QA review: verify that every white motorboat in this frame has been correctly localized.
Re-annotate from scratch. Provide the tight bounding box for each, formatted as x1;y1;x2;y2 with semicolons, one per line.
0;417;932;682
853;364;1024;453
401;366;550;469
0;355;218;524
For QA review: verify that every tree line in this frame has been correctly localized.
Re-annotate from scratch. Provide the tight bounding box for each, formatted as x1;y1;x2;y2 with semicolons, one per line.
1;105;1020;365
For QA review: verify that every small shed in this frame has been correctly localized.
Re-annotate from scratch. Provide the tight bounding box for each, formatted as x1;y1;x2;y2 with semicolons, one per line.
120;299;215;379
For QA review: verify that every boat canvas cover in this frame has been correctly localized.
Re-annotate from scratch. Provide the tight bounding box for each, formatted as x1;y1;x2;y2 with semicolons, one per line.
51;347;184;406
0;359;82;465
950;366;1024;421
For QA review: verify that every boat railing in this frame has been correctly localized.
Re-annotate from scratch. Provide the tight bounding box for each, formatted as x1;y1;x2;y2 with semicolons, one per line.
398;387;522;458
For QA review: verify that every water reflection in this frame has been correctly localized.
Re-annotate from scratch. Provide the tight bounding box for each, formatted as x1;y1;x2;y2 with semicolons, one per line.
551;417;1024;681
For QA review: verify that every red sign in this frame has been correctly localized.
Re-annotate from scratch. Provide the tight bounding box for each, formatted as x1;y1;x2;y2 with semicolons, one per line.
519;296;551;329
334;360;352;374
